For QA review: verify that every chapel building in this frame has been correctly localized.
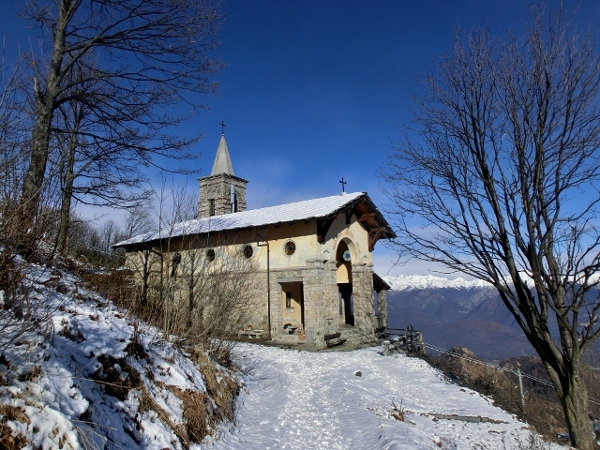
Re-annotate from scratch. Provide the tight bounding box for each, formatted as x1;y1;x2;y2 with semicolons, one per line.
115;132;394;348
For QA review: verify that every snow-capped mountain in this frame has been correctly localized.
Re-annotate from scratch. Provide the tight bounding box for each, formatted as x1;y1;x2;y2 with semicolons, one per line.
383;274;534;360
384;274;491;291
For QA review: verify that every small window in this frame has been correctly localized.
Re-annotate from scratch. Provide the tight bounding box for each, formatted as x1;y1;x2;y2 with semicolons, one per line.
285;292;292;308
243;244;253;259
171;252;181;278
206;248;215;261
283;240;296;256
232;192;238;213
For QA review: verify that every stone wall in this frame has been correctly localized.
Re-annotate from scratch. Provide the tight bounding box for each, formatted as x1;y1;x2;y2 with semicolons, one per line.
348;262;377;345
266;259;379;349
198;173;247;218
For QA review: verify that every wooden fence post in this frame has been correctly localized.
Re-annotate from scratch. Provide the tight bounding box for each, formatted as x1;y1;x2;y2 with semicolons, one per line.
516;369;525;411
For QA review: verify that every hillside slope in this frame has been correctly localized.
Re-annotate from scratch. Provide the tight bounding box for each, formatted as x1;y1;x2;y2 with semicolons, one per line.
0;258;237;449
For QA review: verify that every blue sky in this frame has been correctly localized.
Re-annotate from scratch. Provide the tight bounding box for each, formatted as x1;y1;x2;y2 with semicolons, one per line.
2;0;600;276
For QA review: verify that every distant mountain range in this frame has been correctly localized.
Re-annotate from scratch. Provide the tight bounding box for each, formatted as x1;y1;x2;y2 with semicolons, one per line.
383;275;535;360
385;275;491;291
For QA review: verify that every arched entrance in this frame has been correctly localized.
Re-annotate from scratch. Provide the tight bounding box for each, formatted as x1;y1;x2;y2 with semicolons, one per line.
336;239;355;326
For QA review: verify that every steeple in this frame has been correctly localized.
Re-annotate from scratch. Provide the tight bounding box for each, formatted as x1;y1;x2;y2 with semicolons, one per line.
198;129;248;218
211;134;235;176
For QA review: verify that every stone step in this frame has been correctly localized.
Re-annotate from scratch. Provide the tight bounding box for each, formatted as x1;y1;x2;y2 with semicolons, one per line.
338;328;376;347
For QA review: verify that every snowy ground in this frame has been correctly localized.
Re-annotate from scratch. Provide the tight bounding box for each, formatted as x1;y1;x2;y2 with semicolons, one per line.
202;344;561;450
0;258;566;449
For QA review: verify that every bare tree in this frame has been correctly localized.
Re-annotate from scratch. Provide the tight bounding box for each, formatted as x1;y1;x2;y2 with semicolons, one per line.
123;205;155;241
51;60;165;252
0;47;28;232
120;187;260;358
167;238;260;344
18;0;222;246
384;9;600;449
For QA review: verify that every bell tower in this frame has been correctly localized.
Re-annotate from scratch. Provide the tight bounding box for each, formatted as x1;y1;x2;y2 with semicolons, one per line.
198;131;248;218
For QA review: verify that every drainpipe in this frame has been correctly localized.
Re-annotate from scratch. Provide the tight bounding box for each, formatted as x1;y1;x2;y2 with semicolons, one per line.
255;230;271;340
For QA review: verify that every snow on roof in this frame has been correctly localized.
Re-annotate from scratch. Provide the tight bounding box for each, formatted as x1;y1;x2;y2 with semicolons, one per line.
115;191;368;248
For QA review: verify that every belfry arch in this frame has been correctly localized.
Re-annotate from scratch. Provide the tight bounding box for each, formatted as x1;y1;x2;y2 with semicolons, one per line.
336;238;356;326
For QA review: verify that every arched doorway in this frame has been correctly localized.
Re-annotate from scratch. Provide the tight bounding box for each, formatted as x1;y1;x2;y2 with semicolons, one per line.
336;239;355;326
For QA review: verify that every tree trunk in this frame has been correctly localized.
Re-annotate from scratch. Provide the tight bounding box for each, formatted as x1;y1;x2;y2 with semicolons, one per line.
57;155;76;254
20;109;53;232
57;105;83;254
20;0;70;237
542;352;595;449
562;370;595;449
56;181;72;254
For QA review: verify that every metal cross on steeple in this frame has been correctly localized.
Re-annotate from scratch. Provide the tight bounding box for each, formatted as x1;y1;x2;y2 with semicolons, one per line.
220;121;226;135
339;177;347;193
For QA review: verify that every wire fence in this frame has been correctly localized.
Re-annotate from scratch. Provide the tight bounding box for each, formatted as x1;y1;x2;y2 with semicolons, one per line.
422;341;600;407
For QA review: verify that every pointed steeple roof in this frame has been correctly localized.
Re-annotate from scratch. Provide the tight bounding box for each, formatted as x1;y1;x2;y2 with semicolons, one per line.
211;134;235;176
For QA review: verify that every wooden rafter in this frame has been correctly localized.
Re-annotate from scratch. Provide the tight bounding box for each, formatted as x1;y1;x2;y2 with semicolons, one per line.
345;208;355;224
368;228;388;252
358;213;376;223
317;217;335;243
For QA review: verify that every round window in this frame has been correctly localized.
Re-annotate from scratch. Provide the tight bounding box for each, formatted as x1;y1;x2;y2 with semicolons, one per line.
342;249;352;262
284;240;296;256
206;248;215;261
243;244;253;258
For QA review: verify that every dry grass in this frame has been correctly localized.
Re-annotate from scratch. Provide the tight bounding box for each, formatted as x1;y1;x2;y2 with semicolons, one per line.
58;322;85;343
424;348;571;441
168;387;211;445
78;268;138;309
17;365;42;382
0;404;30;450
91;354;142;401
189;347;238;421
124;325;148;360
0;422;29;450
390;400;406;422
0;404;30;424
0;251;22;305
181;390;210;444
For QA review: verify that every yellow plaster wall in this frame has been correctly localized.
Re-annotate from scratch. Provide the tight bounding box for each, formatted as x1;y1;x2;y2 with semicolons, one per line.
125;211;374;281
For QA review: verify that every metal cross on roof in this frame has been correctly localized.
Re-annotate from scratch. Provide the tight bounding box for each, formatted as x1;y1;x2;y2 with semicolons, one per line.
220;121;226;134
339;177;347;193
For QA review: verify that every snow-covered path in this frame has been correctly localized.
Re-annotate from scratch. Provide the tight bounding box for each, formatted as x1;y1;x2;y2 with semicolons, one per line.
200;344;551;450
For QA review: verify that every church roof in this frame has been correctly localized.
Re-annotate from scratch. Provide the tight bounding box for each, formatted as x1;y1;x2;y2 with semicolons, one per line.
210;134;234;175
114;192;395;248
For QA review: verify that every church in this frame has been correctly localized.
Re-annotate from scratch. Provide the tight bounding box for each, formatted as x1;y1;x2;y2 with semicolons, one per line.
115;132;394;349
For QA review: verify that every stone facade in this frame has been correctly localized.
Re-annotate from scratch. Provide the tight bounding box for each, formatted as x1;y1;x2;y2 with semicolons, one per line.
198;173;248;218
